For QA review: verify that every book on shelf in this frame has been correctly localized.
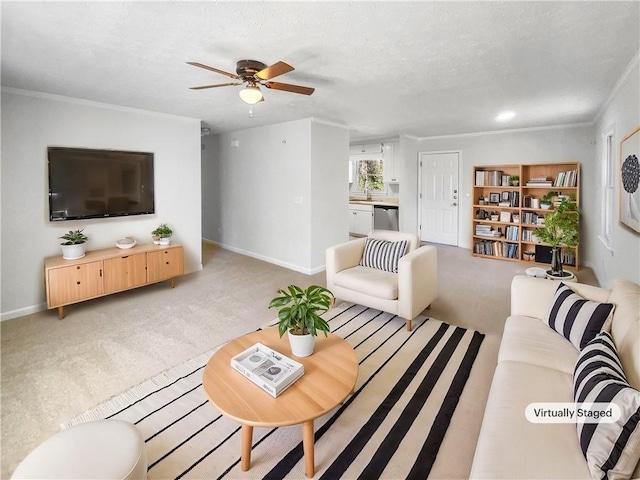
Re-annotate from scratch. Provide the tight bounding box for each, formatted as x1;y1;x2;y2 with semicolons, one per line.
231;342;304;397
553;169;578;187
475;170;504;186
475;224;502;237
474;240;519;259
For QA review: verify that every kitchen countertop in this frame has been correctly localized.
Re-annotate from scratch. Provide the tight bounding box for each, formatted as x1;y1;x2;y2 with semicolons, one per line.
349;198;399;207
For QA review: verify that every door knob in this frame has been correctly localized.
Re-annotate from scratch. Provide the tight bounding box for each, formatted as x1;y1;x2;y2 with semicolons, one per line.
451;202;458;206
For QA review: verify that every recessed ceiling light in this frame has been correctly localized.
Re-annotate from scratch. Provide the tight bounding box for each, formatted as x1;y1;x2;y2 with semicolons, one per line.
496;111;515;122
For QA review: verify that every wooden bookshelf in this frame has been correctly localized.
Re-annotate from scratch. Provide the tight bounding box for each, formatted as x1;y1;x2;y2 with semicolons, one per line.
472;163;580;270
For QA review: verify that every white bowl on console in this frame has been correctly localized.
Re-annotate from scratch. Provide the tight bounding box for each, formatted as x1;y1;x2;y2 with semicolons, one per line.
116;237;137;249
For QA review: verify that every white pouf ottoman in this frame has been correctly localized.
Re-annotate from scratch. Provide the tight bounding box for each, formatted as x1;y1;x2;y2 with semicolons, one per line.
12;419;147;479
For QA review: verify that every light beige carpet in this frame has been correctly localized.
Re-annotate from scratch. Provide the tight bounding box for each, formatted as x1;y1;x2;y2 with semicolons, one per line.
0;242;597;479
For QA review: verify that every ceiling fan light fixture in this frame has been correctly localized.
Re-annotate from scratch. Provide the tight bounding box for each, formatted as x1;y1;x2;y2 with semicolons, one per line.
239;85;263;104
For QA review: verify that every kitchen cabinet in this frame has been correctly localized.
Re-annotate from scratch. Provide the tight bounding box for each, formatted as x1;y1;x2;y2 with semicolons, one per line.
45;244;184;319
349;203;374;236
382;142;399;183
349;143;383;155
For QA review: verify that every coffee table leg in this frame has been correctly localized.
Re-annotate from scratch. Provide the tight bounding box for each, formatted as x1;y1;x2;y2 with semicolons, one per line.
302;420;315;477
241;424;253;471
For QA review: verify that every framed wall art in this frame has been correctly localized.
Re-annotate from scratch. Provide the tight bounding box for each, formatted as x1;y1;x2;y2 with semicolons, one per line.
620;126;640;233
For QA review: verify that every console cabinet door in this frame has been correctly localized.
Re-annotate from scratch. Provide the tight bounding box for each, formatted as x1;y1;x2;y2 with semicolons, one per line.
47;261;103;307
147;247;184;283
103;253;147;293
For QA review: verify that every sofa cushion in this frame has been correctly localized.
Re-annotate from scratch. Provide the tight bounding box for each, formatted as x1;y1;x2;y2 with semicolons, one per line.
498;315;579;374
359;238;408;273
574;331;640;480
545;283;615;350
470;360;591;479
608;279;640;391
333;266;398;300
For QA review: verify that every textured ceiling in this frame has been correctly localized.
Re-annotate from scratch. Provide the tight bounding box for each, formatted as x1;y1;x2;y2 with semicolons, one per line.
2;1;639;140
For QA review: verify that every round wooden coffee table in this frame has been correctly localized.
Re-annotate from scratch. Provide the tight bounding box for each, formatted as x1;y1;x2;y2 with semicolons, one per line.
202;327;358;478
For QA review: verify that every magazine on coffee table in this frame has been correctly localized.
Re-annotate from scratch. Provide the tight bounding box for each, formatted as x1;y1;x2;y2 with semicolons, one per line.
230;343;304;397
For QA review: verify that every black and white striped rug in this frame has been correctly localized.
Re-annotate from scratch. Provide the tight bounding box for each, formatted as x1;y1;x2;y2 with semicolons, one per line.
64;304;484;479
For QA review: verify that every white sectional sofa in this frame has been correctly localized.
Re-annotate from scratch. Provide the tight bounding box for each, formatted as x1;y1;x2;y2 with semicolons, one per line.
471;275;640;479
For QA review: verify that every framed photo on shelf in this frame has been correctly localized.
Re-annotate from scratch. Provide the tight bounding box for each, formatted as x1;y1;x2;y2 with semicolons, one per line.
489;192;500;203
500;211;511;223
502;191;510;201
620;126;640;233
523;195;532;208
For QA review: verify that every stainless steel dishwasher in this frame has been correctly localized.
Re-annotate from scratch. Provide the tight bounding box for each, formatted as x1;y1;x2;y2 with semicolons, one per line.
373;205;399;231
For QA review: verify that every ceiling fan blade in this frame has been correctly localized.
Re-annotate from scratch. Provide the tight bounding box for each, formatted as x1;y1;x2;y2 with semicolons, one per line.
189;82;242;90
186;61;241;80
264;81;315;95
256;61;294;80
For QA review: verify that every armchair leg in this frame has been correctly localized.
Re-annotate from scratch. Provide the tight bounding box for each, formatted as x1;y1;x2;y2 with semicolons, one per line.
406;319;412;331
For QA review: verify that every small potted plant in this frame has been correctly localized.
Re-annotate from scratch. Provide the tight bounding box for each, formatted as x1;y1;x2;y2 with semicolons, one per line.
540;191;557;210
151;223;173;245
535;196;579;277
58;229;89;260
509;175;520;186
268;285;333;357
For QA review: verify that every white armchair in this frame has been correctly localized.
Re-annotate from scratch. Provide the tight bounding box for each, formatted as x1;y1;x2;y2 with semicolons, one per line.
326;230;438;331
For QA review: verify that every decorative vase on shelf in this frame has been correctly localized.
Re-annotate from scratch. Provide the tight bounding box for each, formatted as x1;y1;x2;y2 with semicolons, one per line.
152;235;161;245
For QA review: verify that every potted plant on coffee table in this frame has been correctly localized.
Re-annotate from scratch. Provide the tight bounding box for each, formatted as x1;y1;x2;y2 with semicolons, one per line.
268;285;333;357
535;196;579;278
58;229;89;260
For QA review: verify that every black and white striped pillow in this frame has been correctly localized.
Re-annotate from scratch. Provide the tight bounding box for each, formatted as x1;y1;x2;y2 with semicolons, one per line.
573;332;640;479
545;283;615;350
360;238;408;273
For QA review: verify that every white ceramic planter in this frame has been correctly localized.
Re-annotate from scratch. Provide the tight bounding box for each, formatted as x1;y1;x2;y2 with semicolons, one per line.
61;243;87;260
159;237;171;246
287;331;316;357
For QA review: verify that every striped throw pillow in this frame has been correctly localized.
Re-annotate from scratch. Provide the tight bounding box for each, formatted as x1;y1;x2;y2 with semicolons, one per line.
360;238;408;273
573;332;640;480
545;283;615;350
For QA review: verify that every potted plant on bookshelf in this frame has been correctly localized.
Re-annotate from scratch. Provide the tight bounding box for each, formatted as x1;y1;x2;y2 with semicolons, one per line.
268;285;333;357
540;191;557;210
535;197;579;278
151;223;173;246
58;229;89;260
509;175;520;186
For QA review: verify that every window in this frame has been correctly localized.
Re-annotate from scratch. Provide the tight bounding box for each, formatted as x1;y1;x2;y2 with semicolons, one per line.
599;128;615;250
355;159;385;193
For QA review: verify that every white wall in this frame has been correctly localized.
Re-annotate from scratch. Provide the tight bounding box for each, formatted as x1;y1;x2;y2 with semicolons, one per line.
203;118;349;274
408;125;594;250
1;89;202;320
311;121;350;267
592;54;640;286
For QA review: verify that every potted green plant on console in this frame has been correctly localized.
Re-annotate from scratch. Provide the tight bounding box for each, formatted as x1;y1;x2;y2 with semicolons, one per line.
59;229;89;260
268;285;333;357
536;196;579;278
152;223;173;246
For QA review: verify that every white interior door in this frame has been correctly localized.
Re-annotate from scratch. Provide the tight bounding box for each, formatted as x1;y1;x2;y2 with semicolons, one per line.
418;152;459;245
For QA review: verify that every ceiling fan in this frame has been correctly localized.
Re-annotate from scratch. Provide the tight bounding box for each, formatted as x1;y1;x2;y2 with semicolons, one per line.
187;59;315;104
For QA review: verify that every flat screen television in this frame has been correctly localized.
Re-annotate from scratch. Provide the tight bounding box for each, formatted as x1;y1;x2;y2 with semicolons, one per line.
48;147;155;221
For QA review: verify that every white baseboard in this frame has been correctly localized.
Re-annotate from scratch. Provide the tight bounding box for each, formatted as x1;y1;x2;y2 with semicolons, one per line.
1;303;48;322
203;238;325;275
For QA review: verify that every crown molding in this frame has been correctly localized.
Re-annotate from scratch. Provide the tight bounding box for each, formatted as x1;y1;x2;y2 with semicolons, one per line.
1;87;201;123
417;122;593;141
593;49;639;124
